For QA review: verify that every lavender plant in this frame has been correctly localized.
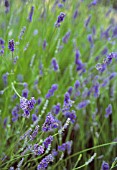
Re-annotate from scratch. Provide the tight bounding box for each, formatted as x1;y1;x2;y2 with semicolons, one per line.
0;0;117;170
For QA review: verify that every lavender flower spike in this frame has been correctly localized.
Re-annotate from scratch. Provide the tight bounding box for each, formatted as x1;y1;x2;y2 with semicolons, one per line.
51;58;59;71
105;104;112;118
28;6;34;22
55;12;66;27
37;154;54;170
8;39;15;52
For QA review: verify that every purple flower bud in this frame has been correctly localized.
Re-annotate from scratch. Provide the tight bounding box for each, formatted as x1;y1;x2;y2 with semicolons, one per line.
30;125;39;140
32;114;38;122
2;73;8;86
52;149;58;156
109;72;117;80
37;98;42;105
28;6;34;22
62;31;71;44
37;154;54;170
84;15;91;27
87;34;94;48
42;113;59;132
105;104;112;118
0;38;5;45
101;161;109;170
77;100;90;109
3;117;8;128
74;80;80;89
55;12;66;27
92;26;96;35
4;0;10;13
45;84;58;99
64;110;76;123
58;3;64;8
73;10;78;19
75;49;80;65
43;136;53;149
53;103;61;114
8;39;15;52
68;86;73;96
22;88;29;98
43;39;47;50
101;48;108;56
51;58;59;71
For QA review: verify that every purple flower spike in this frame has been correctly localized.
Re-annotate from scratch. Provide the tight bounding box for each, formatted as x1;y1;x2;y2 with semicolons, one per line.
42;113;59;132
84;15;91;27
62;31;71;44
28;6;34;22
43;136;53;149
32;114;38;122
64;110;76;123
55;12;66;27
101;161;109;170
45;84;58;99
22;88;29;98
53;103;61;114
20;97;36;118
77;100;90;109
74;80;80;89
4;0;10;13
8;39;15;52
105;104;112;118
73;10;78;19
37;154;54;170
51;58;59;71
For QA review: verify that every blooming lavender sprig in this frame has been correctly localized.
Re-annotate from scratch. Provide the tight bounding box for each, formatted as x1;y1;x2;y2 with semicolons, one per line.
8;39;15;52
45;84;58;99
62;92;74;112
52;103;61;114
0;38;5;54
30;125;39;140
105;104;112;118
20;97;36;118
64;110;76;123
37;154;54;170
55;12;66;27
58;141;72;155
43;136;53;149
42;113;59;132
51;58;59;71
28;6;34;22
84;15;91;27
33;144;44;155
77;100;90;109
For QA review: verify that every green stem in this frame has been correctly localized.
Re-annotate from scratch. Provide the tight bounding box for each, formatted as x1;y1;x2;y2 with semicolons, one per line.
11;82;21;98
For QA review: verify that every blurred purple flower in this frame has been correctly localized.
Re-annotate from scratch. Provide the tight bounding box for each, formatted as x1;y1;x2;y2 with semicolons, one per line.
32;114;38;122
51;58;59;71
77;100;90;109
45;84;58;99
105;104;112;118
28;6;34;22
22;88;29;98
73;9;78;19
62;31;71;44
84;15;91;27
101;161;109;170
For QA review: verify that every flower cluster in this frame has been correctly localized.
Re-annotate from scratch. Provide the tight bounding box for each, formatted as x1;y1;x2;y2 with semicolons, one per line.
42;113;59;132
20;97;36;118
37;154;54;170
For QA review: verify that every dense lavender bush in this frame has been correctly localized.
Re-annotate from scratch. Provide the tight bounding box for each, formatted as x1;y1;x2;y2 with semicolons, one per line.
0;0;117;170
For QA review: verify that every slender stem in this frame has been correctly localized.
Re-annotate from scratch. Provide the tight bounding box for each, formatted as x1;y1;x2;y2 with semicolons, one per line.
11;82;21;98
